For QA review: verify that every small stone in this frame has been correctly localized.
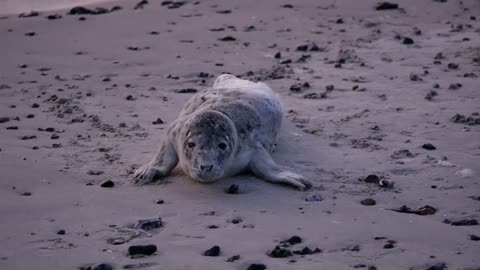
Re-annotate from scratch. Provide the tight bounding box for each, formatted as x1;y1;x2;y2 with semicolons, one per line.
134;0;148;9
269;246;292;258
21;192;32;196
226;255;240;262
447;63;458;69
304;194;323;202
225;184;239;194
132;218;163;231
293;247;321;255
403;37;414;45
203;245;221;256
125;95;135;101
444;219;478;226
152;118;164;125
375;2;399;10
128;245;157;256
31;103;39;108
274;52;281;59
68;6;96;15
219;36;236;42
247;264;266;270
156;200;164;204
46;14;62;20
364;174;380;184
100;180;114;188
174;88;197;93
448;83;462;90
133;0;148;9
87;170;104;175
383;243;395;249
57;229;66;235
281;236;302;245
81;263;114;270
361;198;376;206
422;143;436;150
470;235;480;241
0;117;10;123
50;134;60;140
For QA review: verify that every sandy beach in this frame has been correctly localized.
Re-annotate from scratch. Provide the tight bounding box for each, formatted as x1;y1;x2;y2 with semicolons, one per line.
0;0;479;269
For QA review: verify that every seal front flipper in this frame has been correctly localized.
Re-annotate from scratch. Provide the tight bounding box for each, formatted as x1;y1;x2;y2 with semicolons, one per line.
248;145;311;190
133;140;178;185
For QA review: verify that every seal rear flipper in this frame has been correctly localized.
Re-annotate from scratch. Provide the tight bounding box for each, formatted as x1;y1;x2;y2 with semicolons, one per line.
133;140;179;185
248;145;311;190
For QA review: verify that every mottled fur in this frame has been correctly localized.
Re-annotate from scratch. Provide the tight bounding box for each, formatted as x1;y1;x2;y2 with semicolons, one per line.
133;74;311;190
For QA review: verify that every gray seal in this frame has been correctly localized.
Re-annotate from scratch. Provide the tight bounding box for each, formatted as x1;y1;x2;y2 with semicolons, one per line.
133;74;311;190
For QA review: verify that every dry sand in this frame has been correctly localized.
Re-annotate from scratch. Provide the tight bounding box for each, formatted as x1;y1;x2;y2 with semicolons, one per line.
0;0;479;269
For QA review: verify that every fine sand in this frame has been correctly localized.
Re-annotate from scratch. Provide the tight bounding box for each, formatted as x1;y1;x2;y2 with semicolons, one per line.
0;0;479;269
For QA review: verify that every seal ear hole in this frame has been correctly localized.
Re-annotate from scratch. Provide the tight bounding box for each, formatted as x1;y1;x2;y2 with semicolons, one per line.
187;142;196;148
218;142;227;150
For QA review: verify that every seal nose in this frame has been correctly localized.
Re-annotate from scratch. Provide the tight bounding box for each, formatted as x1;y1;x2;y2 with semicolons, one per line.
200;165;213;172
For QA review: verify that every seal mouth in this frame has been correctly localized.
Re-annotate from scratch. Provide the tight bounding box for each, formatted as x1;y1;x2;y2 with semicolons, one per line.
190;168;223;183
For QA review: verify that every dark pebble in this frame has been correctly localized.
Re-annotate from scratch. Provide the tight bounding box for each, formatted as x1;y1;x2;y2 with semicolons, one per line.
269;246;292;258
391;205;437;216
18;11;40;18
470;234;480;241
0;117;10;123
132;218;163;231
403;37;414;45
156;200;164;204
100;180;115;188
383;243;395;249
6;126;18;130
203;245;221;256
375;2;399;10
125;95;135;101
81;263;114;270
46;14;62;20
444;219;478;226
57;229;66;235
152;118;164;125
175;88;198;93
25;32;36;37
68;6;97;15
247;264;266;270
27;114;35;118
422;143;436;150
293;247;321;255
364;174;380;184
274;52;281;59
281;235;302;245
448;83;462;90
361;198;376;206
31;103;39;108
225;184;239;194
128;245;157;256
219;36;236;42
134;0;149;10
88;170;104;175
226;255;240;262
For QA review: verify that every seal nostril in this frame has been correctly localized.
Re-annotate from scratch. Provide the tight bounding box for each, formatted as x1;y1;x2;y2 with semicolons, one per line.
201;165;213;172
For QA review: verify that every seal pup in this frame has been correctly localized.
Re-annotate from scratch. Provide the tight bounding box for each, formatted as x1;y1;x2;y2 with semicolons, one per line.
133;74;311;190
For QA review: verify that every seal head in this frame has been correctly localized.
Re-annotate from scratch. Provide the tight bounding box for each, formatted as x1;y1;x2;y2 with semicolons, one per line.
179;110;237;183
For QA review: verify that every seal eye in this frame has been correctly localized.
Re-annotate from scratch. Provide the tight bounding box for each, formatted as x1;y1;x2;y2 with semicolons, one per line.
187;142;196;148
218;142;227;150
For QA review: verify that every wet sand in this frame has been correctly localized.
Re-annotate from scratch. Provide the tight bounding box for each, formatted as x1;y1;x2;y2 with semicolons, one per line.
0;0;479;269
